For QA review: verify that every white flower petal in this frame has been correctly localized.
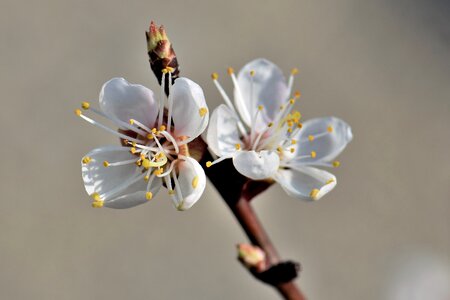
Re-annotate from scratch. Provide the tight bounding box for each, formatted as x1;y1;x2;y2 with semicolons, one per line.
235;58;289;127
233;150;280;180
171;77;209;143
99;78;158;129
173;157;206;211
104;179;161;209
103;192;148;209
81;145;162;208
82;145;139;197
292;117;353;164
206;104;242;157
274;166;336;201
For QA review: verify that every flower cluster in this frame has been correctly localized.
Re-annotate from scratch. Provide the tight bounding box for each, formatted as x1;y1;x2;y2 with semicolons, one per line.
76;59;352;209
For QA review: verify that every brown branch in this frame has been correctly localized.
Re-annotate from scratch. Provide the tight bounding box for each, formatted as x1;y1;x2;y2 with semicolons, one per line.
233;196;306;300
202;151;307;300
232;195;280;265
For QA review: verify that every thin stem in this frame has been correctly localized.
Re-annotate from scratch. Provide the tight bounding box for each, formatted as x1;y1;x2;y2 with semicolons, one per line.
202;150;306;300
277;282;306;300
230;196;306;300
232;196;280;265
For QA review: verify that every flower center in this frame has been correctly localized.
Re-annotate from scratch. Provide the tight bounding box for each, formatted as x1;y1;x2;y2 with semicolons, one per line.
207;67;338;167
122;122;180;175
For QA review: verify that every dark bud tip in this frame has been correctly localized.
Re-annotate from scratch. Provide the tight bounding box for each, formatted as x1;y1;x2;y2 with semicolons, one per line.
145;21;179;91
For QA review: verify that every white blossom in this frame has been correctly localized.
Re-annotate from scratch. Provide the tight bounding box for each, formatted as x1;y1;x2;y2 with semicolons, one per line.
206;58;352;201
77;71;208;210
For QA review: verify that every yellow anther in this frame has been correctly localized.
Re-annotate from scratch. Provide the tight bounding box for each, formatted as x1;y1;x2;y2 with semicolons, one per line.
129;119;135;125
289;98;295;105
291;139;297;145
250;70;255;77
290;148;295;153
326;178;335;184
156;152;167;161
166;66;174;72
151;128;157;134
308;135;315;142
135;160;142;166
129;147;136;154
91;193;101;201
206;161;212;168
82;156;91;164
227;67;234;75
192;176;199;189
287;120;294;127
292;111;301;119
74;109;82;116
310;188;320;200
332;161;340;168
211;72;219;80
159;125;166;131
92;200;104;208
258;105;263;111
144;175;150;181
168;190;175;195
234;143;241;150
145;192;153;200
162;68;168;74
199;107;208;117
291;68;299;75
310;151;317;158
287;128;293;133
268;122;273;127
147;133;154;139
297;123;303;128
294;91;301;98
327;126;334;133
140;153;146;160
81;101;90;110
153;168;163;176
142;159;151;170
103;161;110;167
277;146;283;153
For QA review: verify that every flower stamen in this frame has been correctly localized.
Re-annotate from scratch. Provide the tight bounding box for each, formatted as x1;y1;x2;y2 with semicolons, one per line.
167;71;174;132
158;72;166;127
230;70;251;124
205;155;232;168
82;156;92;164
211;71;248;136
310;188;320;200
192;176;199;189
287;68;298;99
75;110;145;144
129;118;152;134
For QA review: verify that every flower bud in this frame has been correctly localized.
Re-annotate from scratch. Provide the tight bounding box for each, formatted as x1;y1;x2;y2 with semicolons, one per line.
237;243;266;272
146;21;179;91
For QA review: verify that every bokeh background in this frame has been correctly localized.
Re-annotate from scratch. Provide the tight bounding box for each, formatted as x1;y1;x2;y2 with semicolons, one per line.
1;0;449;299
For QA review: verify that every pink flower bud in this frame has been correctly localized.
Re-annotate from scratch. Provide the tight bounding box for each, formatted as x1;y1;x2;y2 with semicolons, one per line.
237;244;266;272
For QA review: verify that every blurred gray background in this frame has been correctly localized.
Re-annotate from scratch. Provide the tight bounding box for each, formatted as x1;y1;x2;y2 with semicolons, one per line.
1;0;449;299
